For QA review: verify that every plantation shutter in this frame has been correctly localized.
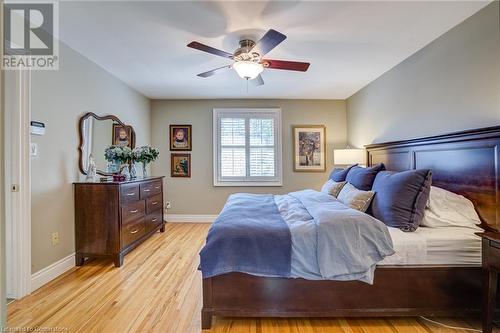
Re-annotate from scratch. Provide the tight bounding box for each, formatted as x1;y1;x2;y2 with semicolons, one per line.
213;109;282;186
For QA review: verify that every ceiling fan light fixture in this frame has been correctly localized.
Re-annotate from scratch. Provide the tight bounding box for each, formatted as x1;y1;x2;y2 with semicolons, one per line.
233;61;264;80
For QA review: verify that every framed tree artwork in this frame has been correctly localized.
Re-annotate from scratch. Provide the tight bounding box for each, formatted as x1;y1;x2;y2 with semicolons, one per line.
171;153;191;177
170;125;192;151
292;125;326;172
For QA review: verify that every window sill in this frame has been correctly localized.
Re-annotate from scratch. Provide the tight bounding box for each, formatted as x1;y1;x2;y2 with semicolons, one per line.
213;181;283;187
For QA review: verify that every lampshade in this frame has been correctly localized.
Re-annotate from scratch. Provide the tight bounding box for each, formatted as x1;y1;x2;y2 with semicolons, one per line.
333;148;366;166
233;61;264;79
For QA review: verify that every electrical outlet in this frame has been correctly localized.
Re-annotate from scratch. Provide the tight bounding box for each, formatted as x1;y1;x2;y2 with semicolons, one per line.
165;201;171;209
51;232;59;246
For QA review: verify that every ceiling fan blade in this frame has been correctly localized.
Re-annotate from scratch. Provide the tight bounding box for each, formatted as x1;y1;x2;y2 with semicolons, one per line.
197;65;232;78
262;59;310;72
251;74;264;86
187;41;233;59
251;29;286;56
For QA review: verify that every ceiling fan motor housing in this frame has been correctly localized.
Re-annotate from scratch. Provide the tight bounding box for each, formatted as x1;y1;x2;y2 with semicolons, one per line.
234;39;260;62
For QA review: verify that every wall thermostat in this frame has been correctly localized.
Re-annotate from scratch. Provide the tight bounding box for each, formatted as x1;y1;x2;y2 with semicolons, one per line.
30;121;46;135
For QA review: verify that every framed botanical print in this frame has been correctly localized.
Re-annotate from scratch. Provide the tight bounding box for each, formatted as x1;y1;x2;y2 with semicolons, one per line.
170;125;192;151
171;153;191;177
292;125;326;172
112;124;134;148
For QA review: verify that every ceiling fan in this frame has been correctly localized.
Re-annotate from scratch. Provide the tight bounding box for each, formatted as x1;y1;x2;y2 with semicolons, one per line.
187;29;310;86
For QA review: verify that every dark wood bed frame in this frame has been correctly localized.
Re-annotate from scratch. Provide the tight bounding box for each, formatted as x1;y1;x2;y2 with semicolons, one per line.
201;126;500;329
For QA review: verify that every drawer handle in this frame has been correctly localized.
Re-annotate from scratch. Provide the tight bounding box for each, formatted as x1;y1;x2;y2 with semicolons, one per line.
143;189;151;192
130;229;139;234
130;209;139;214
152;218;158;222
126;192;136;196
155;186;160;189
152;201;158;205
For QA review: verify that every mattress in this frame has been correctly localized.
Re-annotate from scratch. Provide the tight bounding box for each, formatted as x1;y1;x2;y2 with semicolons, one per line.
379;225;482;266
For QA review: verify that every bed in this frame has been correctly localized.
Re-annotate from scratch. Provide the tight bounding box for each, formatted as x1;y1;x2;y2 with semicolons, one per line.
200;126;500;329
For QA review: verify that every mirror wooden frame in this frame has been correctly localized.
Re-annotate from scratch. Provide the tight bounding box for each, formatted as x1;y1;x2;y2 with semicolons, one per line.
78;112;136;176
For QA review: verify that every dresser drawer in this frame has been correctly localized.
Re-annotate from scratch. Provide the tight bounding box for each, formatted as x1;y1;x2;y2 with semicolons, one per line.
140;180;162;199
121;200;145;225
122;218;145;247
146;194;162;214
120;183;140;202
145;210;163;233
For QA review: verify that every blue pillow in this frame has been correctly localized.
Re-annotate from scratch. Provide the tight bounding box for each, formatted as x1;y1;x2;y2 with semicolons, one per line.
370;169;432;232
329;164;357;182
345;164;385;190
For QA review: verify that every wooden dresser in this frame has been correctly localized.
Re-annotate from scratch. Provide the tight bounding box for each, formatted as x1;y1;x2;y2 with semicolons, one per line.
74;176;165;267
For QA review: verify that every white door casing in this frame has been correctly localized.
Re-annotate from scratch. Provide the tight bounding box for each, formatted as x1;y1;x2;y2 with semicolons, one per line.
5;69;32;299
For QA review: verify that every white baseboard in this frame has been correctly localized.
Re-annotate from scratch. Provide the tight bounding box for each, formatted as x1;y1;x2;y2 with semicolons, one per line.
164;214;217;223
31;252;75;292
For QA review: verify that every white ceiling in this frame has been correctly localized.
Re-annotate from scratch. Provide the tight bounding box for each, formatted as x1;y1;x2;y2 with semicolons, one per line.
58;1;490;99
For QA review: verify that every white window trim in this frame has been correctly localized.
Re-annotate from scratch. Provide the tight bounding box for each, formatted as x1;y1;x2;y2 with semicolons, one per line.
213;108;282;187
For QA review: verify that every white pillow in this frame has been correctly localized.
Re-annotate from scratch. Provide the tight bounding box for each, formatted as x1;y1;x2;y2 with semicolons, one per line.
337;182;374;212
420;186;481;229
321;179;346;197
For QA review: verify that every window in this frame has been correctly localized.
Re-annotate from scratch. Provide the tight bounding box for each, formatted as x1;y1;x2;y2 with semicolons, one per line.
213;108;282;186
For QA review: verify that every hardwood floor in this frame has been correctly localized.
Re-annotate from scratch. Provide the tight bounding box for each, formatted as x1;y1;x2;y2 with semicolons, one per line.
7;223;490;332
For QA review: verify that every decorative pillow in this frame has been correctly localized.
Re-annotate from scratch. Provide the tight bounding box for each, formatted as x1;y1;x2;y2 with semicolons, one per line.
370;169;432;232
337;182;375;212
329;164;357;182
345;163;385;191
321;179;346;197
420;186;481;229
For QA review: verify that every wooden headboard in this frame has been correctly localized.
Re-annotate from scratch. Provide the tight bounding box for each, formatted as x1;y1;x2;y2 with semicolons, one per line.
365;126;500;231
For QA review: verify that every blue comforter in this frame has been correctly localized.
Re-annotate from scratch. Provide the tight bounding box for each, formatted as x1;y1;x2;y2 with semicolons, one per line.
200;190;395;284
199;193;292;278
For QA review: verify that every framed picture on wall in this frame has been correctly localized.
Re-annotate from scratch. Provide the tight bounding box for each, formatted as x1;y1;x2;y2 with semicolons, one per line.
112;124;134;148
170;124;192;151
171;153;191;177
292;125;326;172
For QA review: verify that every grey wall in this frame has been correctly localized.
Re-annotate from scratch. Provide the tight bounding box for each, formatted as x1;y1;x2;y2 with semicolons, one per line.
151;99;346;214
30;41;151;273
347;1;500;147
0;24;6;325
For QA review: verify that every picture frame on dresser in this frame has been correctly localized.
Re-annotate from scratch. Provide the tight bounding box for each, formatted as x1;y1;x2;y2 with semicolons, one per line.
74;176;165;267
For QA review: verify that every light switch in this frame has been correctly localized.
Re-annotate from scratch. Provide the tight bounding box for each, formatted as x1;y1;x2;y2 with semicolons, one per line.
30;143;38;157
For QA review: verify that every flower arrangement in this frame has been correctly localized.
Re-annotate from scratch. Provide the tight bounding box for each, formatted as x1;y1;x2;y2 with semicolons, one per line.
132;146;160;164
104;145;132;164
132;145;160;177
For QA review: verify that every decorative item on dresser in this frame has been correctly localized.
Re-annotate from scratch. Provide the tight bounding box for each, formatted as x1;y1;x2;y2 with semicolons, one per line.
74;176;165;267
477;232;500;333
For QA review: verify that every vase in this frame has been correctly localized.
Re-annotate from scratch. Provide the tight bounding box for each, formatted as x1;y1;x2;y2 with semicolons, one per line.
107;159;121;174
130;163;137;178
142;162;148;177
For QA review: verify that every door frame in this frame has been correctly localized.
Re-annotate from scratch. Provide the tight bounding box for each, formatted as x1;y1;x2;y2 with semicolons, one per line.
5;69;32;299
